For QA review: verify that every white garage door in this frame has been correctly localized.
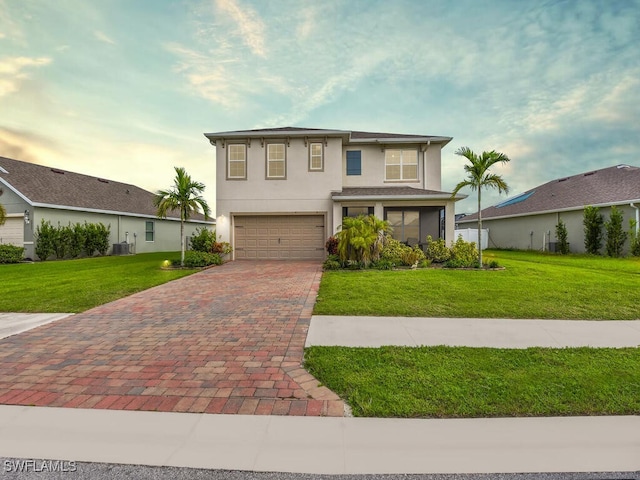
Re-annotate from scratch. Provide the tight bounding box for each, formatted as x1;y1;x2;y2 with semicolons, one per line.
0;217;24;247
234;215;325;260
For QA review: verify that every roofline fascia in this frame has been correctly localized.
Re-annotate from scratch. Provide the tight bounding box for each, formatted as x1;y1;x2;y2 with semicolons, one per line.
0;177;34;206
31;202;215;224
204;129;350;140
332;193;466;202
346;136;453;146
457;198;640;223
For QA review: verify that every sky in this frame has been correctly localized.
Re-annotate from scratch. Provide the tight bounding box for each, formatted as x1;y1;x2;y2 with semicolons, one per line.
1;0;639;215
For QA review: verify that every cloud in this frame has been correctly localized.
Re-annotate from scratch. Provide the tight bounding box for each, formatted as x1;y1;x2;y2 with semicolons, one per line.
94;30;116;45
0;126;65;165
0;56;52;97
215;0;266;57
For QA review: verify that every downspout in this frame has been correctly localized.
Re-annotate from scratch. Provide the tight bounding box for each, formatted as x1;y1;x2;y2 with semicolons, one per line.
631;203;639;234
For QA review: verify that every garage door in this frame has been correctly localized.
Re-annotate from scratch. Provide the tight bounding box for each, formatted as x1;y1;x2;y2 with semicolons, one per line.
0;217;24;247
234;215;325;260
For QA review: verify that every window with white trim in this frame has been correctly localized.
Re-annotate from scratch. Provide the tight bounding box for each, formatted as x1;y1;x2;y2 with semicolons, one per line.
145;221;155;242
309;142;323;171
385;149;418;181
227;144;247;179
267;143;286;179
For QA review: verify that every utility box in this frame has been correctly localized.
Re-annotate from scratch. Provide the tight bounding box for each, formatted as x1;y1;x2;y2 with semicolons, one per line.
112;242;130;255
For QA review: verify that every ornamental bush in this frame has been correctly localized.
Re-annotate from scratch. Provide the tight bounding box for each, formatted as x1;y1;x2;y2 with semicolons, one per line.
0;244;24;263
630;220;640;257
605;206;627;257
425;235;451;263
183;250;222;268
583;206;604;255
445;236;479;268
34;219;56;261
555;219;570;254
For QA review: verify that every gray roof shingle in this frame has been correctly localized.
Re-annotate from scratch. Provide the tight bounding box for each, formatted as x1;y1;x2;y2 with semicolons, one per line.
459;164;640;221
0;156;209;221
332;186;454;199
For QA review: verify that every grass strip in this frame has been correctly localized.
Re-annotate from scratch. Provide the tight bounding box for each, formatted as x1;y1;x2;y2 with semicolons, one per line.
0;252;196;313
314;250;640;319
304;345;640;418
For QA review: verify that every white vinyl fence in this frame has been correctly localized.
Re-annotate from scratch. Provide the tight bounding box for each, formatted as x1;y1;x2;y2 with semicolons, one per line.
454;228;489;250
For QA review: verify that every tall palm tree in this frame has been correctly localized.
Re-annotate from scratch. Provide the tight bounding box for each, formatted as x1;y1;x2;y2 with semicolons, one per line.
154;167;211;266
451;147;510;266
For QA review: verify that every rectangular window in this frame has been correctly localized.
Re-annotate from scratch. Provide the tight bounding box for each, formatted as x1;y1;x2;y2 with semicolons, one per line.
145;221;155;242
227;144;247;179
346;151;361;176
309;142;323;171
386;209;420;243
267;143;286;179
385;149;418;181
342;206;374;218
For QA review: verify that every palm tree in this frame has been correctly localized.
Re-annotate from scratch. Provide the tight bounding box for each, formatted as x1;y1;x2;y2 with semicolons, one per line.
154;167;211;266
450;147;510;266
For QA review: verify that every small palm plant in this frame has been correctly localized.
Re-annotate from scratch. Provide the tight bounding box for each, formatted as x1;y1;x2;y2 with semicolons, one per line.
336;214;390;267
154;167;211;266
451;147;510;266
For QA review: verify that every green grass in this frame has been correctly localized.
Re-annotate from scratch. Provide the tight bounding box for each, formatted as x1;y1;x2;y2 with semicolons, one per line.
305;346;640;418
314;250;640;319
0;252;197;313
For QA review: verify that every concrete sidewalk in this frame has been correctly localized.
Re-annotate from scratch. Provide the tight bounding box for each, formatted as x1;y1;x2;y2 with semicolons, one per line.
1;405;638;474
0;313;73;340
307;316;640;348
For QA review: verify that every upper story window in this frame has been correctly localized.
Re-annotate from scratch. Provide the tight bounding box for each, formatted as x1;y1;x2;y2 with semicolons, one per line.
309;142;323;171
227;144;247;180
346;151;361;175
266;143;286;179
385;149;417;181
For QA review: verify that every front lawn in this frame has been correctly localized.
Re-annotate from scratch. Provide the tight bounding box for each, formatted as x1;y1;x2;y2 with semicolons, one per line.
305;345;640;418
314;250;640;320
0;252;197;313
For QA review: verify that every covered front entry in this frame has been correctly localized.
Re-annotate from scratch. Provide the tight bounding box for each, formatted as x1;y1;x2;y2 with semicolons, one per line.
0;216;24;247
234;214;326;260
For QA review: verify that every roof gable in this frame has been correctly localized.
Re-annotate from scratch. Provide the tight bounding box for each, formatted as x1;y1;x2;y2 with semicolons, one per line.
0;156;207;221
460;164;640;221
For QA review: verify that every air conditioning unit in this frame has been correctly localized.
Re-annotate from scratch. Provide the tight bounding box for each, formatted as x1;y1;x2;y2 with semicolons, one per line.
112;242;130;255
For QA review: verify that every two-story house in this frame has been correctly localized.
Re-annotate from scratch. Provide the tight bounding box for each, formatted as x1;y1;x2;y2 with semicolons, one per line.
204;127;465;260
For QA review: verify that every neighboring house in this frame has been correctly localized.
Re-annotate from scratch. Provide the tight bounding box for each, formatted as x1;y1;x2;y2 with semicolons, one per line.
204;127;465;260
0;156;213;259
456;164;640;253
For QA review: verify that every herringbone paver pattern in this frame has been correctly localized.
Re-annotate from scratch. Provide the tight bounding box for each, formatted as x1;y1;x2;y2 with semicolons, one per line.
0;261;344;416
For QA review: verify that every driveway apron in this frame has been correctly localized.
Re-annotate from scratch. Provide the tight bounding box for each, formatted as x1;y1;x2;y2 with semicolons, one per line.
0;261;344;416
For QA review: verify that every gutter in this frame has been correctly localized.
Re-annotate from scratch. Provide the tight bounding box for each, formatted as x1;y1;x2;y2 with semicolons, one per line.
631;203;639;234
332;193;467;201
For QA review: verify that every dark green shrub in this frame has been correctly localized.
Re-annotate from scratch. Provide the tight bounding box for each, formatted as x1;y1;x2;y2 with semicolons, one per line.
190;227;216;252
630;220;640;257
425;235;451;263
68;223;85;258
0;244;24;263
605;206;627;257
555;219;570;254
485;259;500;269
418;259;432;268
373;259;394;270
183;250;222;267
322;254;341;270
82;222;110;256
35;219;56;261
583;206;604;255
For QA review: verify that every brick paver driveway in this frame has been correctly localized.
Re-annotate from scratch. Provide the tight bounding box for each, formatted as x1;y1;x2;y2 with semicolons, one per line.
0;261;344;416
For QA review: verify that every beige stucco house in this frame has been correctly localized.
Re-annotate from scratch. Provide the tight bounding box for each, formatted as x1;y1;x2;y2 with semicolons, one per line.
204;127;465;260
0;156;212;260
456;164;640;253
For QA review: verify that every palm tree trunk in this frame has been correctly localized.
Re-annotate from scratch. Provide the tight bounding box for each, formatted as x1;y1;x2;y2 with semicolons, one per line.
477;189;483;267
180;220;185;266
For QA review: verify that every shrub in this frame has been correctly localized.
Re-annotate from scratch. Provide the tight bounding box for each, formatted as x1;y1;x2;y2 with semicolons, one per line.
583;206;604;255
336;215;389;267
401;245;426;267
445;236;479;268
380;237;407;265
322;254;342;270
190;227;216;252
183;250;222;268
68;223;85;258
373;259;394;270
83;222;110;257
555;219;570;254
325;236;338;256
34;219;56;261
630;220;640;257
425;235;451;263
211;241;232;255
0;244;24;263
605;206;627;257
418;259;432;268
